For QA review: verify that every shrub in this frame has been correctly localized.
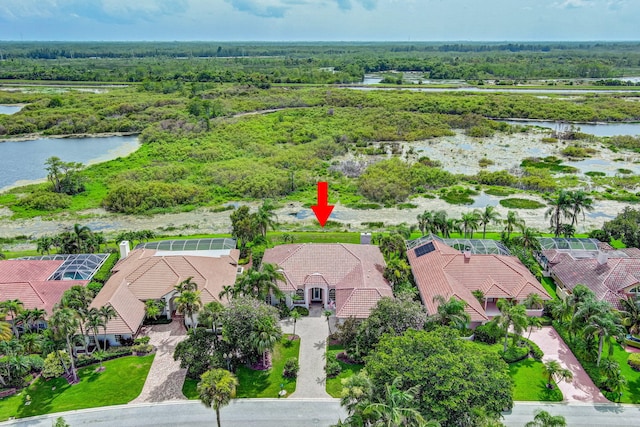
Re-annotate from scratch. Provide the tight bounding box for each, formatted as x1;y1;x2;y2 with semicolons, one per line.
561;145;596;158
474;322;503;345
325;358;342;378
132;344;154;355
478;158;495;168
628;353;640;371
293;306;309;316
91;253;118;284
134;336;151;345
466;126;494;137
499;198;546;209
440;186;478;205
18;191;71;211
283;357;299;378
42;351;70;378
499;345;529;363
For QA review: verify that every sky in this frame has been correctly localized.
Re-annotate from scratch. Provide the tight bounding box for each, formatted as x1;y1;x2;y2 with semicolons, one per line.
0;0;637;41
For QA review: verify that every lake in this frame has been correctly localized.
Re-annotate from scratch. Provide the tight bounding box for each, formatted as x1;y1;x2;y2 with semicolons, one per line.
503;119;640;137
0;105;22;115
0;135;140;191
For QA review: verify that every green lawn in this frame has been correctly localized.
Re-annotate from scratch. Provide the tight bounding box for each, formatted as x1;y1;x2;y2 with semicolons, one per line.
603;344;640;403
541;277;559;300
184;336;300;399
326;345;364;398
269;232;361;244
0;355;154;421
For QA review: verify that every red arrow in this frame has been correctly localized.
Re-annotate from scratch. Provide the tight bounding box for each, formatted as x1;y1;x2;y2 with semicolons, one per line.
311;181;334;227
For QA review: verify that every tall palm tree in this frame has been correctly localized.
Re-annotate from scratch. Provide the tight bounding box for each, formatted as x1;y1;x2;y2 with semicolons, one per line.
259;263;286;300
290;310;301;337
416;211;435;237
60;285;93;353
144;299;164;320
568;190;594;228
324;310;333;335
495;299;529;352
545;191;573;237
0;321;12;341
30;308;47;332
36;236;54;255
503;211;525;241
199;301;224;330
460;211;481;238
620;295;640;336
543;360;573;389
197;368;239;427
430;295;470;330
524;410;566;427
583;312;624;366
250;319;281;367
363;377;427;427
527;316;543;340
523;293;544;310
478;205;501;239
254;200;278;238
98;305;117;351
175;290;203;329
513;226;541;251
218;285;233;302
0;299;24;339
175;276;199;293
433;210;449;237
85;307;105;366
49;307;80;383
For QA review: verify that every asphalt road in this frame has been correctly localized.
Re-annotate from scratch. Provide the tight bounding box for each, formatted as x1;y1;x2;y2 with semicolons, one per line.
3;400;640;427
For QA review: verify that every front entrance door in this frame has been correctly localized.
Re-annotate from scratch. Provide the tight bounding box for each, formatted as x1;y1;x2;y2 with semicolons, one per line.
311;288;323;302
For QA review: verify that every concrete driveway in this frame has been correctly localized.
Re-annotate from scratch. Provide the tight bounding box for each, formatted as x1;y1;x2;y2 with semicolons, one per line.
528;326;609;403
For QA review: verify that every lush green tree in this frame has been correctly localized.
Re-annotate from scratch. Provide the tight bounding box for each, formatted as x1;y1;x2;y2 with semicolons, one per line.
502;211;525;241
197;368;239;427
495;299;529;352
36;236;54;255
218;285;233;303
230;206;257;252
145;299;165;320
45;156;85;195
620;295;640;335
98;305;117;351
545;190;573;237
416;211;435;237
374;233;407;260
543;360;573;389
199;301;225;330
524;410;566;427
568;190;594;228
85;307;105;369
478;205;501;239
250;318;281;367
176;276;199;293
0;321;12;342
602;207;640;248
460;211;481;239
583;311;624;366
365;328;512;427
523;293;544;310
290;309;301;337
175;290;203;329
0;299;24;339
48;308;79;383
383;257;412;293
253;200;278;238
233;266;285;301
513;226;541;251
527;316;543;340
428;295;470;330
174;327;224;378
363;377;427;427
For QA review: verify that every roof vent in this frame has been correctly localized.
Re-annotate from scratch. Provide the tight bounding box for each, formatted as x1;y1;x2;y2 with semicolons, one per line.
360;232;372;245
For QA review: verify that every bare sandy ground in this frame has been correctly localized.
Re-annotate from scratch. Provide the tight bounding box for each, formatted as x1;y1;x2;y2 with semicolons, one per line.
0;130;637;244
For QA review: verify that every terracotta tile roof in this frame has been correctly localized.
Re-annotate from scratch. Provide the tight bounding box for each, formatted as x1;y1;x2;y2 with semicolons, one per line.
548;251;640;309
0;259;89;317
408;239;550;322
91;248;238;335
262;244;392;318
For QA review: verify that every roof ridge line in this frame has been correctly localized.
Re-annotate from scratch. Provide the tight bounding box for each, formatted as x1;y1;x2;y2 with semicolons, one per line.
277;244;305;265
27;281;46;305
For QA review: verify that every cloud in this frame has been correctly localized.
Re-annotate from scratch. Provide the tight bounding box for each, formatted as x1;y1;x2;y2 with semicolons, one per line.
553;0;593;8
335;0;378;11
223;0;291;18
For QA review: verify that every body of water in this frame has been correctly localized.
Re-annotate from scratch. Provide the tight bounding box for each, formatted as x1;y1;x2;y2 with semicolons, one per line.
503;119;640;137
0;105;22;115
0;135;140;190
350;86;640;95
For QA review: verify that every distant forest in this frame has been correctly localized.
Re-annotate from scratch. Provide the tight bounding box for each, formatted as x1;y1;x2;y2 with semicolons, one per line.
0;41;639;84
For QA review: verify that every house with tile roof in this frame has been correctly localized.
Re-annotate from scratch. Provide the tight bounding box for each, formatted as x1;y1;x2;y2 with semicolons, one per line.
0;258;94;327
407;237;551;327
90;240;240;346
539;238;640;309
261;243;392;319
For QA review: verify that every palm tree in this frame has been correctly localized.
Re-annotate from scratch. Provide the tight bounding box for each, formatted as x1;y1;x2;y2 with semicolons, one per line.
253;200;278;238
324;310;333;335
20;332;43;354
60;285;92;353
0;299;24;339
0;321;12;341
30;308;47;332
523;293;544;310
98;305;117;351
36;236;54;255
175;276;199;293
290;310;301;337
199;301;224;330
219;285;233;302
49;307;80;383
430;295;470;330
524;410;566;427
144;299;164;320
250;320;281;367
545;191;573;237
478;205;501;239
543;360;573;389
85;307;105;368
568;190;594;228
417;211;435;236
495;299;529;352
259;263;286;301
503;211;525;241
175;290;203;329
460;211;480;238
363;377;427;427
620;295;640;336
433;210;448;237
197;368;239;427
513;226;541;251
583;312;624;366
527;316;543;340
559;223;576;238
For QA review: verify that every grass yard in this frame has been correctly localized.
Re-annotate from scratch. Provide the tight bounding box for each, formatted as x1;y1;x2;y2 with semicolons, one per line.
326;345;364;398
541;277;559;300
0;355;154;421
269;232;361;244
601;344;640;403
184;335;300;399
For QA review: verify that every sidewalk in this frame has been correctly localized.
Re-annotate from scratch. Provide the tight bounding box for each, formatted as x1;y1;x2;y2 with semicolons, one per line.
528;326;609;403
280;306;332;398
130;321;189;403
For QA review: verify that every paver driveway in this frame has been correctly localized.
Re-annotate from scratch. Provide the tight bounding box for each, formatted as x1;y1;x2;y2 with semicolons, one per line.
528;326;609;403
130;321;188;403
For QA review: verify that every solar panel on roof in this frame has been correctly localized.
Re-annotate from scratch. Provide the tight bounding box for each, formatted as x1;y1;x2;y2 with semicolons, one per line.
414;242;435;257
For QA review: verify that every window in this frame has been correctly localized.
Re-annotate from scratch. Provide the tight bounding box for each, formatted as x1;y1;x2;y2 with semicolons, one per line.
265;294;272;305
629;286;640;294
88;336;96;344
329;289;336;302
114;335;123;344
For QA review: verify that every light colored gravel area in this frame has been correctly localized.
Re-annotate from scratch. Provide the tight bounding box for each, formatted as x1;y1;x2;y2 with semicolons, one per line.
130;321;188;404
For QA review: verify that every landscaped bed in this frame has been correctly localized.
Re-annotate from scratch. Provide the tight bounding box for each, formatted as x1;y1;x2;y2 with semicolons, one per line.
182;335;300;399
0;355;154;421
326;345;364;398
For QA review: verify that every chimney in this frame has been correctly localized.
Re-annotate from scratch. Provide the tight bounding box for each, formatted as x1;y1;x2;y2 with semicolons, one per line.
597;252;609;266
360;232;372;245
119;241;130;259
464;250;472;261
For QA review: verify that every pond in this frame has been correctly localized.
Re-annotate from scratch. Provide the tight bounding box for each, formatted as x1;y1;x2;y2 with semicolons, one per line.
0;135;140;191
0;105;22;115
502;120;640;137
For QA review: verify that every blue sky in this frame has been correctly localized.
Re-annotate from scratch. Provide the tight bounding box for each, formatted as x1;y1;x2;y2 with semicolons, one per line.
0;0;637;41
